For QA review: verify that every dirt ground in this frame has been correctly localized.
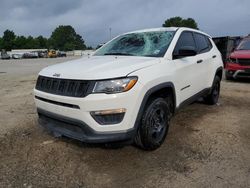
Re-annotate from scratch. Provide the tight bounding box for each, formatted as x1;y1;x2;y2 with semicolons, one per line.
0;57;250;188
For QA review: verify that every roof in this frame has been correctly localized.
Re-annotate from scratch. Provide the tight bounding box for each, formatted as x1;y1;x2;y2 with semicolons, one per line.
124;27;178;34
123;27;211;38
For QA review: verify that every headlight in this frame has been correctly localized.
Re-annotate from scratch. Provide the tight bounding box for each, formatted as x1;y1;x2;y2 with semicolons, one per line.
92;77;138;94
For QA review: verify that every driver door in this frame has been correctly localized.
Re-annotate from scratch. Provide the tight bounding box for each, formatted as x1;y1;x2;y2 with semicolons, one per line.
172;31;201;104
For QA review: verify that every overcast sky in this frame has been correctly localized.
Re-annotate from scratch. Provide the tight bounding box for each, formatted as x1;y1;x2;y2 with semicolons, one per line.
0;0;250;47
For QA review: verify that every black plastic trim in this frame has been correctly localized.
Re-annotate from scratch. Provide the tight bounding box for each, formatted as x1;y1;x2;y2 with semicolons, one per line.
176;88;211;111
181;85;191;91
37;108;135;143
90;112;125;125
35;96;80;109
215;66;223;80
133;82;176;131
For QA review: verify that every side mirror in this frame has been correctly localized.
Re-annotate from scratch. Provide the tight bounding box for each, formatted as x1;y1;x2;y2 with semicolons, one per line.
173;46;197;59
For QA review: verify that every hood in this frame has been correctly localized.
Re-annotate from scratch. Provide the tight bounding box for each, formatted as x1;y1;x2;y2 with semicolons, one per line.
230;50;250;59
39;55;160;80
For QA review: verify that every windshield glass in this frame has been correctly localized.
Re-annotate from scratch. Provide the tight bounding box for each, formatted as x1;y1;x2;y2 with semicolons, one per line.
94;31;175;57
236;39;250;50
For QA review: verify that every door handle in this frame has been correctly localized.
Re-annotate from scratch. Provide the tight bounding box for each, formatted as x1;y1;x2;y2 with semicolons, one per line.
212;55;217;58
197;59;203;64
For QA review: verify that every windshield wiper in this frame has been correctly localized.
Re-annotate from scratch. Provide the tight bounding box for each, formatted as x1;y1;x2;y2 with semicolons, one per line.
104;52;134;56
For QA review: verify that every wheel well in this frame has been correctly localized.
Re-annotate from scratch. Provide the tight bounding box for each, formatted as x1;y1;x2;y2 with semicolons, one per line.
216;68;223;80
133;83;176;132
145;87;175;114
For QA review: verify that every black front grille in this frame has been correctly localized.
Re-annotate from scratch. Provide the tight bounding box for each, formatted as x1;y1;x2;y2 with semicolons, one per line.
36;76;92;97
238;59;250;66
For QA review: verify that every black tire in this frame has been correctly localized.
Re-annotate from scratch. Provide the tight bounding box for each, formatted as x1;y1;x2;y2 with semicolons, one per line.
204;76;221;105
134;98;171;150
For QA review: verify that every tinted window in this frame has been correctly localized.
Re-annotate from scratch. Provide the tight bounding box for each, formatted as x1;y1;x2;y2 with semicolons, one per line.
174;32;196;54
194;33;211;53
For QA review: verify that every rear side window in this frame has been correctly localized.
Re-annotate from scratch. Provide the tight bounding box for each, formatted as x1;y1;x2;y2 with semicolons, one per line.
194;33;212;53
174;32;196;54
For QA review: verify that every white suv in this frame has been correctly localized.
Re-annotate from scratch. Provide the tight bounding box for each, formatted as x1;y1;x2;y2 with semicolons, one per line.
34;27;223;150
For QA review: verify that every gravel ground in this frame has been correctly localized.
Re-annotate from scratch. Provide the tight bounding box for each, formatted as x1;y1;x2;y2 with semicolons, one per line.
0;57;250;188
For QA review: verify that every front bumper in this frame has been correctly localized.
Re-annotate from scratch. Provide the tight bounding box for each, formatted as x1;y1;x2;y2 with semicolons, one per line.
38;108;135;143
225;63;250;78
34;80;144;140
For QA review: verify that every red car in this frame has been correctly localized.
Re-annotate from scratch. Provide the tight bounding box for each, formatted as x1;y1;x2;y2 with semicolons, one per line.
225;37;250;80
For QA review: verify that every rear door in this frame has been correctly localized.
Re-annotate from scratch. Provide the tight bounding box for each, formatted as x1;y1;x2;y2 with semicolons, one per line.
193;33;214;88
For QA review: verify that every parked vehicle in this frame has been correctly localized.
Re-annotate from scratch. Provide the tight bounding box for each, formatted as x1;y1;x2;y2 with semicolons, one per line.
57;51;67;57
37;51;48;58
48;50;57;58
23;52;39;58
1;51;11;60
225;37;250;80
213;36;242;66
12;54;23;59
34;27;223;150
23;53;30;58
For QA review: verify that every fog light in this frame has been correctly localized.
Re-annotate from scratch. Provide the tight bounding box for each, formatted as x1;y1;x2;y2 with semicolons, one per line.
90;109;126;125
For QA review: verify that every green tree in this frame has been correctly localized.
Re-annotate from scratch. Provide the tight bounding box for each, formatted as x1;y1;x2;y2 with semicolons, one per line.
0;37;3;49
23;36;38;49
13;35;48;49
1;25;88;50
74;34;86;50
162;17;198;29
50;25;86;51
86;46;93;50
36;36;48;49
2;30;16;50
14;36;27;49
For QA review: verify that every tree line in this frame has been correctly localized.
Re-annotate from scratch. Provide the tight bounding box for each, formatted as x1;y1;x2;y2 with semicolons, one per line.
0;17;198;51
0;25;91;51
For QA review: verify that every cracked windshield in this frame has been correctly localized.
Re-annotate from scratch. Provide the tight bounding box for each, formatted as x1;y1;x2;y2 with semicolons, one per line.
94;31;175;57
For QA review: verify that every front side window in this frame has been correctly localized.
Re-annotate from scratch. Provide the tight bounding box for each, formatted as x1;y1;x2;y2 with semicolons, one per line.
174;32;196;54
94;31;175;57
236;39;250;50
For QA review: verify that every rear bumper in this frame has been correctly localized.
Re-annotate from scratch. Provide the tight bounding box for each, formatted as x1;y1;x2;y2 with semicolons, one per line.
37;108;135;143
